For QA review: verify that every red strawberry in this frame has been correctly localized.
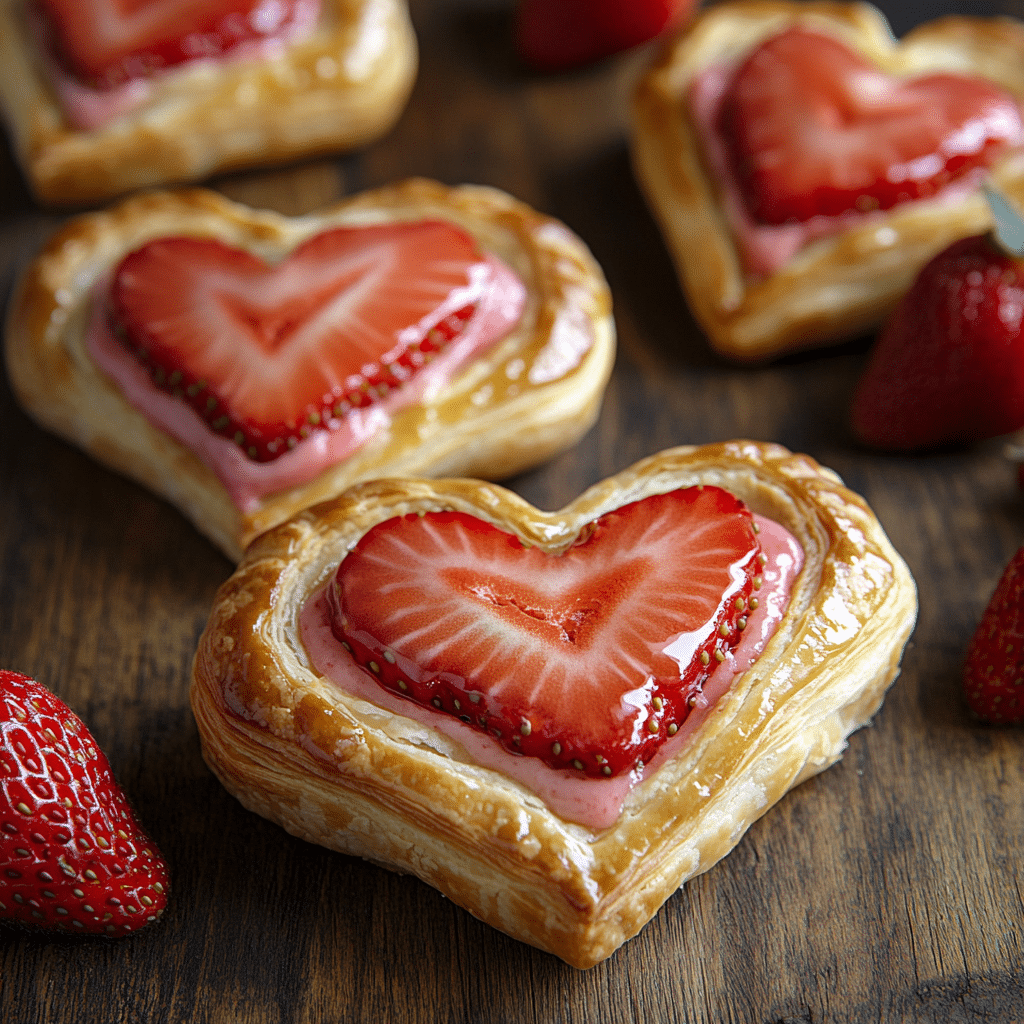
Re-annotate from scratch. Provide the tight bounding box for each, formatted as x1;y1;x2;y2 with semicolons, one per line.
34;0;312;89
328;486;762;778
717;27;1024;225
850;233;1024;451
514;0;695;72
109;220;491;464
964;548;1024;724
0;670;169;935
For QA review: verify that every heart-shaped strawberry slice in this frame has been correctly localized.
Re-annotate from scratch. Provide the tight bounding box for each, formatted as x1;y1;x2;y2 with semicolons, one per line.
109;220;494;463
718;26;1024;224
35;0;313;89
328;486;762;778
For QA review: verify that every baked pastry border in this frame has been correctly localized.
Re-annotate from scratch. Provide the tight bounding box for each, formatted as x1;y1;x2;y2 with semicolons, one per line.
189;440;918;967
4;179;616;561
630;0;1024;362
0;0;418;206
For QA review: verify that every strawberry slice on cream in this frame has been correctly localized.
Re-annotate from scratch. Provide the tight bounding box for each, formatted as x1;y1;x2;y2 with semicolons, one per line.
30;0;322;129
86;219;528;512
35;0;318;87
690;25;1024;278
301;500;803;829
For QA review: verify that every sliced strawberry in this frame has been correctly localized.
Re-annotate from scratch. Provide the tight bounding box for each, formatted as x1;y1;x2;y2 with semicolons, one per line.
328;487;762;778
109;220;491;463
34;0;312;90
1;670;169;935
717;27;1024;225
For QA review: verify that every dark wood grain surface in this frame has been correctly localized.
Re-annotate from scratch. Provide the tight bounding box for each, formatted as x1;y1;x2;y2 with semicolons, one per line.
3;2;1024;1021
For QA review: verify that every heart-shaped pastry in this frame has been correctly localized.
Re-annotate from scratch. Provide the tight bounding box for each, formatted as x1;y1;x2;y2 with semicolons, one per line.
0;0;418;205
190;441;918;967
5;180;616;560
631;0;1024;361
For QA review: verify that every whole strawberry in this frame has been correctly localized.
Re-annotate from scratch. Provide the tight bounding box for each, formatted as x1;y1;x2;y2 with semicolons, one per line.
964;548;1024;724
0;670;169;935
514;0;695;72
851;233;1024;451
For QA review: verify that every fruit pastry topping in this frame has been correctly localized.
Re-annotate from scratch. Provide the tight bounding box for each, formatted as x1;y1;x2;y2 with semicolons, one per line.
88;219;527;512
35;0;319;89
515;0;695;72
302;486;804;827
964;547;1024;725
29;0;322;129
690;25;1024;277
851;189;1024;451
0;670;169;935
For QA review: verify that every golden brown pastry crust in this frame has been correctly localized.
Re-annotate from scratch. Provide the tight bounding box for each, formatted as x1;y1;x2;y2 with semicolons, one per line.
4;179;616;561
0;0;418;206
630;0;1024;362
189;441;918;968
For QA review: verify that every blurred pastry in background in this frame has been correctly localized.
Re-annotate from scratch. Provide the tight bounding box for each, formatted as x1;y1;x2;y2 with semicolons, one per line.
0;0;418;205
631;0;1024;361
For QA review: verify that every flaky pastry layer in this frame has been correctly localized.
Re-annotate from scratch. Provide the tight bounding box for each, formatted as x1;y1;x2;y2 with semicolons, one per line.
630;0;1024;362
0;0;418;206
4;179;616;561
189;441;918;968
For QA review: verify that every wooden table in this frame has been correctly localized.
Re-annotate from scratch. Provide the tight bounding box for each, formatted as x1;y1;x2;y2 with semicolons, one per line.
3;1;1023;1020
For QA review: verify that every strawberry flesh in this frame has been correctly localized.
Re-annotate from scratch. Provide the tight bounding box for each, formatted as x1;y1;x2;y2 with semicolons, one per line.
964;547;1024;725
718;27;1024;225
109;221;491;464
34;0;311;90
851;234;1024;451
1;670;169;936
328;487;762;778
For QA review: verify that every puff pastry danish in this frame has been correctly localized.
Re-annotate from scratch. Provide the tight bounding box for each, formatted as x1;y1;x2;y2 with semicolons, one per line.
0;0;418;206
190;441;918;968
4;179;615;561
630;0;1024;361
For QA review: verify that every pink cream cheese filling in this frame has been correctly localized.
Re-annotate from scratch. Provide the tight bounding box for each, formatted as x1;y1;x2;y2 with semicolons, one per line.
86;251;528;513
32;0;323;131
688;62;1004;280
299;512;804;830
